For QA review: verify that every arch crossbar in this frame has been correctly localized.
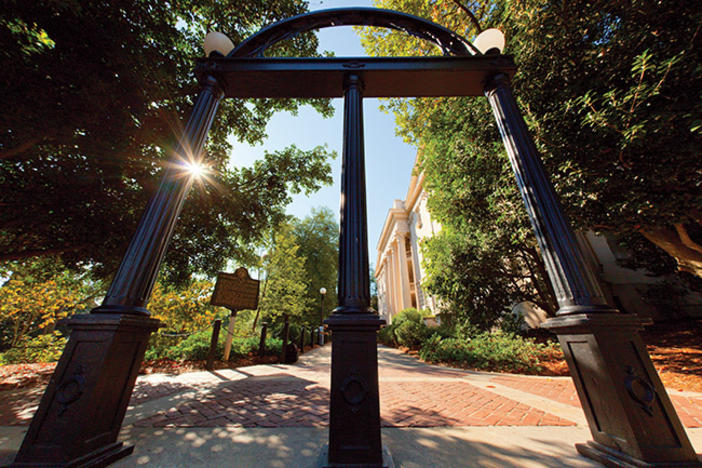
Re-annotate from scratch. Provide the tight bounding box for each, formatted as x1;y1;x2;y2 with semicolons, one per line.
229;7;480;57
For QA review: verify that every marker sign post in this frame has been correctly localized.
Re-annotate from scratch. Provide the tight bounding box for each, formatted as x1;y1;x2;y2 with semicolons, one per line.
211;267;260;361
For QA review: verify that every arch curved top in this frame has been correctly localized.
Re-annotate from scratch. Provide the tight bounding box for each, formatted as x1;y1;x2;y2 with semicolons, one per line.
229;7;480;58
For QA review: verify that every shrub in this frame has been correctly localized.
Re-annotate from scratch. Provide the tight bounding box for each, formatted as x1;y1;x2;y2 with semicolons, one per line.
394;320;431;349
377;308;432;348
419;331;559;374
144;328;283;361
0;332;67;364
392;308;424;326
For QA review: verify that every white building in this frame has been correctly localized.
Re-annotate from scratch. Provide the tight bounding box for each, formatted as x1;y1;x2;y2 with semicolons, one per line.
375;170;440;323
375;164;702;324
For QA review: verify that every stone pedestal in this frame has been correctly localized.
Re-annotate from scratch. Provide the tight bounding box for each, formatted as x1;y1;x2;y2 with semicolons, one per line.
11;313;160;467
542;313;700;467
325;315;385;467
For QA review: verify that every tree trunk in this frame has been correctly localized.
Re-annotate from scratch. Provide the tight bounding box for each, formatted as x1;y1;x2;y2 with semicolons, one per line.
641;224;702;278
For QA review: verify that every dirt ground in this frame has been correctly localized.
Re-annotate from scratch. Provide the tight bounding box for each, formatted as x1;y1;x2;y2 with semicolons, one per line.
1;325;700;392
641;320;702;392
523;320;702;392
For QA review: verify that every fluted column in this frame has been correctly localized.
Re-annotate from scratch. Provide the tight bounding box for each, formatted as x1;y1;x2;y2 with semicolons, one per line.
395;235;412;309
485;73;613;316
387;248;399;319
485;73;698;466
325;73;384;467
335;74;372;314
95;75;224;315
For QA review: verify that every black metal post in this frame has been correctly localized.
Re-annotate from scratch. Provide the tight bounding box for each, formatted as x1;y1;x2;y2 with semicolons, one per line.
206;319;222;371
485;73;699;466
324;73;385;467
281;314;290;363
320;292;326;325
258;323;268;357
299;327;305;353
12;75;224;468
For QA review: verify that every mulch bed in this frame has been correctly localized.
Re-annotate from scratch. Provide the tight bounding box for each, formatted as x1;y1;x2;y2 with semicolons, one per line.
0;344;321;391
407;320;702;392
1;327;700;392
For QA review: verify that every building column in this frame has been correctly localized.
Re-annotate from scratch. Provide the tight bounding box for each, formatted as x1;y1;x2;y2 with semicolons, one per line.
394;235;412;310
386;248;399;320
408;212;425;309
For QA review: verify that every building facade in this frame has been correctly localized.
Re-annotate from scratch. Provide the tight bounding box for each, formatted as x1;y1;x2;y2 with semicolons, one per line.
375;171;440;323
376;165;702;324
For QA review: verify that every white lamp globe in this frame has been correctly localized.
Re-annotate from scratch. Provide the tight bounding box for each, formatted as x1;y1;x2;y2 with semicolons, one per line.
204;31;235;57
473;28;505;55
320;287;327;295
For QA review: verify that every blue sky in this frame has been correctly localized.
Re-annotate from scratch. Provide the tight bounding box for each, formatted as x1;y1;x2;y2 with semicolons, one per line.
227;0;418;267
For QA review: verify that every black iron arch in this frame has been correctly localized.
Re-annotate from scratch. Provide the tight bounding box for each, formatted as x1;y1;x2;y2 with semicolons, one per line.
15;6;697;468
229;7;480;57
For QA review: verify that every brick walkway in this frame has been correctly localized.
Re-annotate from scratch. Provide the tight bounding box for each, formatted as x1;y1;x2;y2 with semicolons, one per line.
491;374;702;428
2;345;701;431
134;378;575;428
0;379;203;425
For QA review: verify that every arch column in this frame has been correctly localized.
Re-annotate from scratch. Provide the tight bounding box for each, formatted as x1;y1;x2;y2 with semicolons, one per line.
324;73;384;467
485;73;698;466
13;76;224;467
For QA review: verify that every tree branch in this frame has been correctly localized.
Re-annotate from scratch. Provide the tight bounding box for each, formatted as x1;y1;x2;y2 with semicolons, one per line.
0;245;87;263
674;223;702;255
0;138;40;160
449;0;482;33
641;227;702;278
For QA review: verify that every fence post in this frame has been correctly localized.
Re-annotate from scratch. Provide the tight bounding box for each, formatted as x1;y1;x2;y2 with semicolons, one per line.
281;314;289;363
299;328;305;353
258;323;267;357
206;319;221;371
222;309;238;361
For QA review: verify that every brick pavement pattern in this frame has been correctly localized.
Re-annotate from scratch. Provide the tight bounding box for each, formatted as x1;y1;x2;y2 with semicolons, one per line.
134;375;575;428
4;345;701;431
0;380;200;426
491;375;702;428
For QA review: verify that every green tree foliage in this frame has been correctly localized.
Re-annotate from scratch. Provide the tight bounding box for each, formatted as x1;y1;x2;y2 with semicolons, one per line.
259;221;309;324
362;0;702;327
291;207;339;326
0;0;335;283
0;258;100;348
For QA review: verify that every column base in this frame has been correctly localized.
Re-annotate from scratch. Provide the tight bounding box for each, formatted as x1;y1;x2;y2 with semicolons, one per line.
577;441;701;468
324;314;385;466
542;313;699;466
11;313;160;467
317;444;395;468
10;441;134;468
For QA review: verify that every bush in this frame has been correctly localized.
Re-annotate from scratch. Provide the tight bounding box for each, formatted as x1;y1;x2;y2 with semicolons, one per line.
144;327;283;361
0;332;67;364
395;320;431;349
419;331;559;374
377;325;395;346
377;308;432;348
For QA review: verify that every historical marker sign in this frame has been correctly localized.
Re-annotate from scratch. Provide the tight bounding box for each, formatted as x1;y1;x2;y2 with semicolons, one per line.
210;267;260;310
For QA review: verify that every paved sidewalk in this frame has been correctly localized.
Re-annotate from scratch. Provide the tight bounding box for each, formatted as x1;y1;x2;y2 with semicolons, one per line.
1;344;700;467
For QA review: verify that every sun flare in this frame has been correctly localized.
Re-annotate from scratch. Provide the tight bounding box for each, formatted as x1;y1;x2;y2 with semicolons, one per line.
184;161;207;178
